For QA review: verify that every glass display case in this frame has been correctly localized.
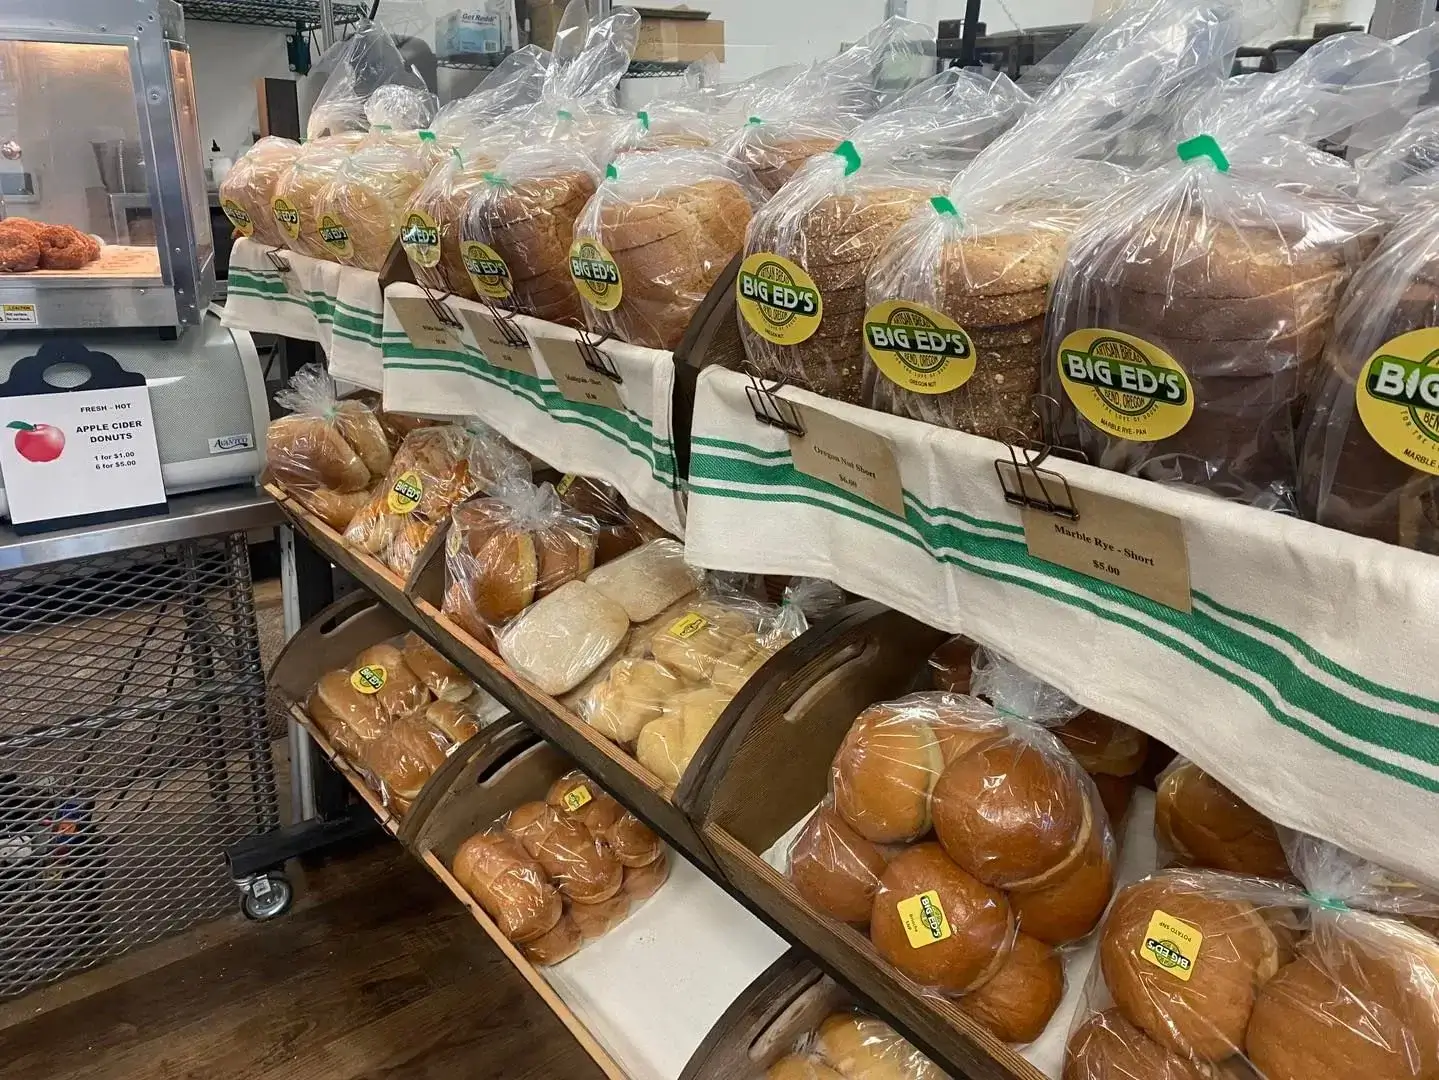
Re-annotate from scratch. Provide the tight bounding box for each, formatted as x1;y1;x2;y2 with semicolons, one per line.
0;0;214;329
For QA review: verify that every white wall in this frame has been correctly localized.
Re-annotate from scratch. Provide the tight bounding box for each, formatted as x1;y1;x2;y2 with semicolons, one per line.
185;21;297;157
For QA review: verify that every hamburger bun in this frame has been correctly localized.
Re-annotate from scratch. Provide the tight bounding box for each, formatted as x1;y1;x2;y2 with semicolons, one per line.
1100;872;1285;1061
401;632;473;701
522;912;582;966
313;669;388;740
1053;711;1149;777
604;810;662;869
813;1012;947;1079
570;892;632;942
870;843;1013;994
622;850;670;904
959;932;1066;1044
351;643;433;719
545;771;601;815
1155;762;1290;879
532;816;624;905
452;830;563;944
831;704;944;844
790;806;889;925
1063;1008;1212;1080
1009;791;1115;945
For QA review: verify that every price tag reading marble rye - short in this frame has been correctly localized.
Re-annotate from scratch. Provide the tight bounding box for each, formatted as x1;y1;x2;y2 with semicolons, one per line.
534;335;624;411
786;401;905;518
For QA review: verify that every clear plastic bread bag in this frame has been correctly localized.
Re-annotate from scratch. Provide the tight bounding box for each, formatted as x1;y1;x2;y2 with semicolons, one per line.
738;69;1029;404
1044;30;1426;513
723;17;934;195
460;143;603;324
311;130;440;270
603;97;723;160
862;0;1248;441
441;476;601;642
571;148;768;351
1152;757;1291;880
219;137;302;247
272;135;367;259
432;45;551;143
403;139;514;299
1301;135;1439;550
306;22;436;140
344;421;529;577
451;828;565;944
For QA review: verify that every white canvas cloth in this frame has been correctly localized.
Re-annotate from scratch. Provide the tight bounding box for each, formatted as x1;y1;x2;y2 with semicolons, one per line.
685;365;1439;888
379;283;685;535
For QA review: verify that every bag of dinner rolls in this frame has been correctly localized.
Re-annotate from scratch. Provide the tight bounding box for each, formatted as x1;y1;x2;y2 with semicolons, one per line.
344;422;529;577
452;829;565;944
312;130;442;271
461;143;602;324
774;1011;948;1080
441;476;600;643
267;366;390;528
739;69;1027;403
271;134;368;259
220;137;302;247
1154;758;1291;880
572;148;767;351
1047;32;1425;512
724;17;931;195
306;22;436;140
864;0;1245;441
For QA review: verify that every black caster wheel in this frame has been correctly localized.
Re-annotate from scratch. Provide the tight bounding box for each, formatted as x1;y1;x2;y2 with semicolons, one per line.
239;872;293;921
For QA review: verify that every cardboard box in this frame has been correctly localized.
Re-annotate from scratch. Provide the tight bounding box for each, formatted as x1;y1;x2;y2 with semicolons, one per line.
526;0;564;49
632;6;725;63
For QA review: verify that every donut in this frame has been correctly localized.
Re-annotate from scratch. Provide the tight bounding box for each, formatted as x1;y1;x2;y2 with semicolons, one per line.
0;218;43;239
38;225;95;270
0;226;40;272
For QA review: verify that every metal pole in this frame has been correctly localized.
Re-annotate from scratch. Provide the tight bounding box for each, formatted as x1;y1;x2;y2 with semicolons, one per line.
885;0;909;16
319;0;337;50
958;0;982;67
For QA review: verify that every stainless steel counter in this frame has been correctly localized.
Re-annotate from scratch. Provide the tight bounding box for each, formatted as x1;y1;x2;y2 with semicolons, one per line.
0;485;282;571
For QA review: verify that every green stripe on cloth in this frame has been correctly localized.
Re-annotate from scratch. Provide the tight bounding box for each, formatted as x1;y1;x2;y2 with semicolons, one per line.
382;338;678;489
688;448;1439;788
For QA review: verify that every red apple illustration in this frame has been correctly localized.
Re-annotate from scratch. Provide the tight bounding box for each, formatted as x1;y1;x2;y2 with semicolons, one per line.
8;420;64;462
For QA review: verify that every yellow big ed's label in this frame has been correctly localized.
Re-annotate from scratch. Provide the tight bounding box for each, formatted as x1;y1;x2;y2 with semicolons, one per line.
446;526;463;558
737;253;822;346
556;474;578;497
351;665;387;694
1354;327;1439;477
272;197;301;240
896;891;952;950
318;214;353;259
1058;329;1194;442
400;210;442;269
221;198;254;237
865;299;976;394
562;786;593;812
1140;909;1203;982
462;240;513;300
668;612;711;639
570;239;623;311
387;469;424;514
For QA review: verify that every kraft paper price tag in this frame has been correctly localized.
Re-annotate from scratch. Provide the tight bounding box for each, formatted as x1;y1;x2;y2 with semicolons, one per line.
458;308;536;377
787;401;906;518
389;296;462;352
534;335;624;411
1011;470;1191;612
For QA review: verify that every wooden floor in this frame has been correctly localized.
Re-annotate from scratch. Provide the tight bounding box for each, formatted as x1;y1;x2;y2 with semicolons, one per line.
0;843;608;1080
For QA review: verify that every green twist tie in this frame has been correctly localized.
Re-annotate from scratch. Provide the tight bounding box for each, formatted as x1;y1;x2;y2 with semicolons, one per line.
375;123;393;132
637;110;650;131
930;194;959;219
557;108;572;121
605;162;619;180
419;129;436;142
747;115;763;126
1310;893;1350;912
1177;134;1229;173
833;139;862;176
451;147;463;167
482;171;507;187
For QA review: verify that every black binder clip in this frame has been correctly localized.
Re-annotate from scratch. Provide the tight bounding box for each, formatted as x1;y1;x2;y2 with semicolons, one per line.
745;375;805;437
479;294;530;349
264;248;292;273
578;329;623;384
993;394;1086;518
417;282;463;330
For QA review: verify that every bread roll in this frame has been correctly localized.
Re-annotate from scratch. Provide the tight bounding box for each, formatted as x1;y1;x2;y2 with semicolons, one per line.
870;843;1012;994
928;637;977;694
1063;1008;1212;1080
333;399;392;480
452;830;563;944
768;1056;844;1080
498;580;629;696
401;632;473;702
545;770;602;815
1100;872;1286;1061
790;806;889;925
351;643;432;719
960;932;1065;1044
635;687;729;786
1053;711;1148;777
1092;773;1138;829
1155;761;1290;880
578;792;625;835
604;810;662;869
570;892;632;942
508;808;622;906
1245;912;1439;1080
522;912;582;966
582;539;702;623
555;475;652;565
649;600;760;682
622;849;670;904
582;658;682;744
932;729;1090;889
313;669;388;739
504;800;562;851
220;137;303;247
267;414;372;494
363;715;447;803
812;1012;947;1080
291;485;375;531
423;700;481;745
305;690;365;760
1009;793;1115;945
831;704;943;844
